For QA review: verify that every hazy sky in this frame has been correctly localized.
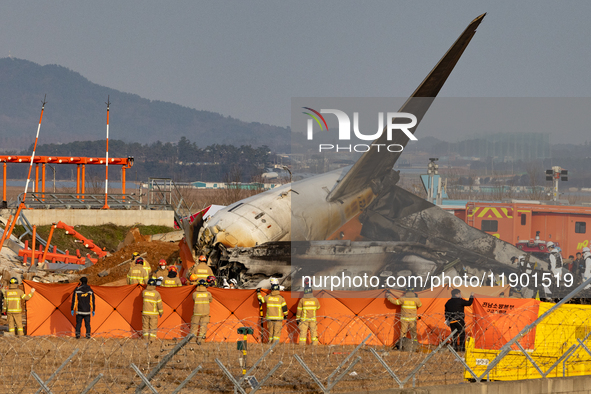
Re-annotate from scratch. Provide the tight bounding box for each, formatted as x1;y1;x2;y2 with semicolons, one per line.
2;1;590;136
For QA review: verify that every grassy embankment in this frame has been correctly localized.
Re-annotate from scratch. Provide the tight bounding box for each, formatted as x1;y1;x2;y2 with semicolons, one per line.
11;224;175;257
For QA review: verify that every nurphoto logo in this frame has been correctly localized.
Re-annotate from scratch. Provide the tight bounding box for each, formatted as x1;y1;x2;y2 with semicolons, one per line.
302;107;417;152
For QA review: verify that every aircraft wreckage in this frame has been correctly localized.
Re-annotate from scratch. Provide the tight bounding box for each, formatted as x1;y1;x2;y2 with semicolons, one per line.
181;14;550;296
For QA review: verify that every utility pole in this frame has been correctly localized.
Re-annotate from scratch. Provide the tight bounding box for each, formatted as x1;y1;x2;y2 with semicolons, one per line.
427;158;439;203
546;166;568;202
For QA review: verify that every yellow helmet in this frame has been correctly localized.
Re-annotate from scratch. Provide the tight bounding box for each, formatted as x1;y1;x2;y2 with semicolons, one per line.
189;274;199;282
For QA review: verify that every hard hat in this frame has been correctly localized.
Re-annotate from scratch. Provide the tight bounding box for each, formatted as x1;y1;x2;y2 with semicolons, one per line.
304;286;312;294
206;275;216;284
135;257;144;264
270;277;279;285
132;252;140;258
189;274;199;282
147;278;156;286
198;255;207;262
229;278;237;285
9;277;18;284
198;279;207;286
168;266;178;273
271;284;280;291
546;241;555;248
159;259;167;266
583;247;591;253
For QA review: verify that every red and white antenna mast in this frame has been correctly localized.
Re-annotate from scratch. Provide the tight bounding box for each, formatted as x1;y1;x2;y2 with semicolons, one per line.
102;96;110;209
0;95;46;250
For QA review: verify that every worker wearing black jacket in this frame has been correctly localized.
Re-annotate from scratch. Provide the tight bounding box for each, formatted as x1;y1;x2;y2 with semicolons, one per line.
71;277;95;339
444;289;474;351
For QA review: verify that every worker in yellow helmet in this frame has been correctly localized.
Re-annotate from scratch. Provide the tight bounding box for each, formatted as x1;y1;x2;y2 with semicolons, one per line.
191;279;213;344
3;278;35;336
127;257;149;285
132;252;151;278
187;255;213;281
387;289;422;351
257;284;288;343
142;278;163;342
296;285;320;345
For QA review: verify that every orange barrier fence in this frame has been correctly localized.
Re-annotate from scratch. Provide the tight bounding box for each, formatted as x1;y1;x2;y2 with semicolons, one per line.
25;281;531;346
56;221;108;258
19;241;97;265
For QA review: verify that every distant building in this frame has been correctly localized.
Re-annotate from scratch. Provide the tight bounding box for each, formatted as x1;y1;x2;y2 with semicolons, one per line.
190;181;280;190
452;132;550;161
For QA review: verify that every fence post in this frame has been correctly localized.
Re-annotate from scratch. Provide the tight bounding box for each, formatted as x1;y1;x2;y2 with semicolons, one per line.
34;348;80;394
542;345;576;378
369;348;403;388
130;364;159;394
31;372;54;394
400;330;457;387
327;333;371;387
250;362;283;394
79;374;103;394
215;340;280;393
476;276;591;382
326;356;361;393
134;333;194;393
446;345;479;381
294;354;329;394
215;359;247;394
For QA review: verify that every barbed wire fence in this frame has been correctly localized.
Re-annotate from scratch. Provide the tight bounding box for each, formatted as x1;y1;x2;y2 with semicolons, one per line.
2;307;591;393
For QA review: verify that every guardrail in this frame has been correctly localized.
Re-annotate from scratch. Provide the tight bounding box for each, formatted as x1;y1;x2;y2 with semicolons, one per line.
19;192;146;210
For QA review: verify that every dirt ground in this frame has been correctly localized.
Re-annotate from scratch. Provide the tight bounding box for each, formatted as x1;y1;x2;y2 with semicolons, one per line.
0;335;465;393
80;240;180;285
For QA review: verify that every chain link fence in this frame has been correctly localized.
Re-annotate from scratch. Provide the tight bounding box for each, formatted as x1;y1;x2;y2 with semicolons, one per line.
2;306;590;393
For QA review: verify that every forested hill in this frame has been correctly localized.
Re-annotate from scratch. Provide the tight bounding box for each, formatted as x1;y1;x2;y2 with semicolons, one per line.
10;138;274;183
0;58;290;152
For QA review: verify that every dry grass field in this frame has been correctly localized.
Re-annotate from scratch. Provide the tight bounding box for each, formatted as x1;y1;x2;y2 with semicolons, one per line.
0;332;465;393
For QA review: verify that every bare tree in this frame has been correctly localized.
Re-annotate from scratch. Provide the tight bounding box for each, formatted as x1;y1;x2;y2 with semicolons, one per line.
525;161;547;200
87;175;105;194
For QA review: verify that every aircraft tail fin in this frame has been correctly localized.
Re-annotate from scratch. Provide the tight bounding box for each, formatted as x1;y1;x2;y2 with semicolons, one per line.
327;13;485;202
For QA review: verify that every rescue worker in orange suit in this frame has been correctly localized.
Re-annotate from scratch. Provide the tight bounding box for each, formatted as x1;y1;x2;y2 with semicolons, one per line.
296;285;320;345
161;266;183;287
132;251;151;278
127;257;149;285
3;277;35;336
191;279;213;344
142;278;163;342
257;284;288;343
387;289;422;350
444;289;474;352
153;259;168;280
70;276;95;339
187;255;213;281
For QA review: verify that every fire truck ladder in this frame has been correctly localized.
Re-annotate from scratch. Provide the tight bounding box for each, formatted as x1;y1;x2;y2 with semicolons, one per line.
146;178;193;228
